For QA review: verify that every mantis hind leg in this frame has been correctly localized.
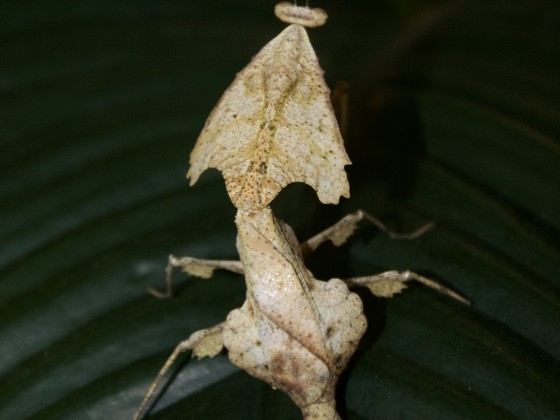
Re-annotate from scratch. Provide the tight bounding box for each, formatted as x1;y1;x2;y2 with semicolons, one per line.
133;323;225;420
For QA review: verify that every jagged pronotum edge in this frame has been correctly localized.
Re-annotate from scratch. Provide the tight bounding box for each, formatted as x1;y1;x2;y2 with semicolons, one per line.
187;22;350;210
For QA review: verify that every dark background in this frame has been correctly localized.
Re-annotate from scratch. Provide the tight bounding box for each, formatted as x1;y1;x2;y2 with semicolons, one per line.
1;0;559;418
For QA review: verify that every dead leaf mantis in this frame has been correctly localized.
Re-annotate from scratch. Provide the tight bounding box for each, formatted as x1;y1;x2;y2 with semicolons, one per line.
134;2;469;419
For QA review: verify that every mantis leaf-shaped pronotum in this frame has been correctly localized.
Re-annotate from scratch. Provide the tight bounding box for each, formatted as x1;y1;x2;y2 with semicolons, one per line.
187;5;349;210
134;3;469;419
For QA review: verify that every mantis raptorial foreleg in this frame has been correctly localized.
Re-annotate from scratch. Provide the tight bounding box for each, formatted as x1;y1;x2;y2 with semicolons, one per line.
133;323;225;420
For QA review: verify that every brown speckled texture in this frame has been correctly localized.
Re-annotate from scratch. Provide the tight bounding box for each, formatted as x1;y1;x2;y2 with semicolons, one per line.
187;24;350;211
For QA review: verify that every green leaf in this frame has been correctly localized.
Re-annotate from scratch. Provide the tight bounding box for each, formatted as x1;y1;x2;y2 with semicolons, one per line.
1;0;559;419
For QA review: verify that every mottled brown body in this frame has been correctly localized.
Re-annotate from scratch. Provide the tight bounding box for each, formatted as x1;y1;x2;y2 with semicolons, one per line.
223;209;366;417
